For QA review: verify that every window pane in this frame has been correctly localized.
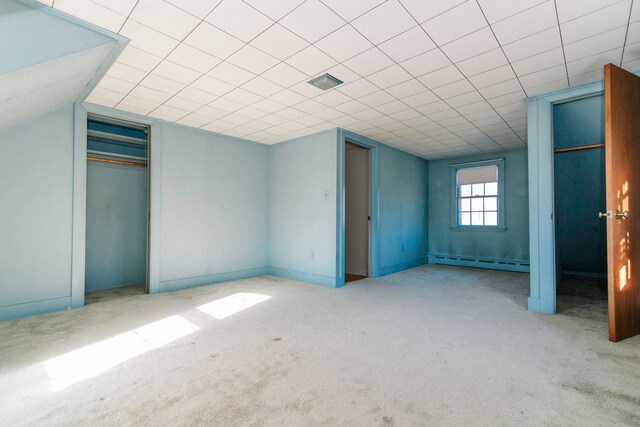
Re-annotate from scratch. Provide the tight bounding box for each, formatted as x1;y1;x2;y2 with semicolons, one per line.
485;182;498;195
460;184;471;197
485;212;498;226
471;212;484;225
460;212;471;225
472;183;484;196
459;198;470;211
471;197;483;212
484;197;497;211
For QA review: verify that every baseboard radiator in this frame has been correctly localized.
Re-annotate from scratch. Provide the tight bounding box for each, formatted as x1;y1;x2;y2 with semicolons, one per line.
428;254;530;273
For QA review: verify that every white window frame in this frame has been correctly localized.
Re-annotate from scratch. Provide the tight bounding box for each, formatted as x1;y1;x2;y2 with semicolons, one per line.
450;158;505;230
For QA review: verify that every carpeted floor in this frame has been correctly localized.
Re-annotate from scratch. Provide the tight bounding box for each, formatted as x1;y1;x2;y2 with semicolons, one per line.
1;265;639;426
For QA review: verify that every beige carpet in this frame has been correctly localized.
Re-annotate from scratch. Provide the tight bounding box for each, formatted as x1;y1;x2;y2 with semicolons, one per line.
1;265;639;426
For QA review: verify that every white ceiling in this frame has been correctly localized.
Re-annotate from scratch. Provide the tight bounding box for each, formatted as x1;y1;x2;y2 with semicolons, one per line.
36;0;640;159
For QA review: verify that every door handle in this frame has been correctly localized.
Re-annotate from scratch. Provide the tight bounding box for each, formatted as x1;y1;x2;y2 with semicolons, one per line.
615;210;630;219
599;211;611;219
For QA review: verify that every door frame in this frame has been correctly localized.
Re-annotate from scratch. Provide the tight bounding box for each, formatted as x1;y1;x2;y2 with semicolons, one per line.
336;129;379;286
525;74;640;313
71;102;163;308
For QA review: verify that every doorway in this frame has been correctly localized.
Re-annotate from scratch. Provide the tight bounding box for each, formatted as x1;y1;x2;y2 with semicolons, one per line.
344;142;370;283
85;115;149;301
552;96;608;320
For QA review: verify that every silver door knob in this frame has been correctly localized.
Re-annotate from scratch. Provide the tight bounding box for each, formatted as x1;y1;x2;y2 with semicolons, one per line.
615;210;630;219
599;211;611;219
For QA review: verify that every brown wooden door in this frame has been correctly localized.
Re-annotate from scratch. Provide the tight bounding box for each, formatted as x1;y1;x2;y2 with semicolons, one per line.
604;63;640;342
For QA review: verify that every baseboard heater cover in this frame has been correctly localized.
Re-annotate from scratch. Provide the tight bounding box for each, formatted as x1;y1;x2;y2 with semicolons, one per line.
428;254;530;273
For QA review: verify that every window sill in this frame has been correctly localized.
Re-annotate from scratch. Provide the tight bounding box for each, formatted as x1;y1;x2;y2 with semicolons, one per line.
449;226;507;232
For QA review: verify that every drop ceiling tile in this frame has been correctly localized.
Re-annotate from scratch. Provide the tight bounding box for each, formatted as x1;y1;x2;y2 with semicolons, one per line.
227;45;280;74
251;24;309;61
287;45;338;76
378;26;436;63
386;79;427;98
446;90;485;107
344;48;394;76
290;80;325;97
479;79;523;99
491;1;557;45
148;104;189;121
359;90;397;107
206;0;274;42
207;97;244;112
120;20;180;57
274;107;308;120
501;27;562;63
197;105;229;120
566;48;623;76
259;114;291;125
130;0;200;40
631;0;640;22
167;44;221;74
165;0;221;18
178;86;218;104
91;87;126;103
296;114;327;126
441;27;499;63
234;106;269;120
626;21;640;45
99;76;137;94
568;69;603;85
376;100;410;115
457;48;509;76
400;49;451;77
92;0;137;16
154;61;201;84
402;90;440;107
320;0;386;22
524;76;567;95
422;1;486;45
555;0;624;23
431;79;475;98
165;96;205;111
184;23;245;59
334;99;370;114
140;73;186;94
261;62;309;87
108;62;148;84
366;65;413;89
351;108;385;121
400;0;467;23
243;0;305;20
417;65;464;89
323;64;360;85
179;112;217;127
55;0;125;32
486;90;526;108
224;88;264;104
250;98;285;113
207;62;256;86
118;95;160;113
337;78;380;97
191;75;235;96
563;27;627;61
116;46;162;73
293;99;326;114
511;47;565;76
242;77;283;97
477;0;547;23
560;1;631;45
314;90;352;107
467;65;517;89
351;0;416;44
315;24;373;62
280;0;345;43
269;89;308;106
519;64;567;88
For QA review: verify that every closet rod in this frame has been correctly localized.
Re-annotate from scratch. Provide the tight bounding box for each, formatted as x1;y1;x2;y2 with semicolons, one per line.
87;156;146;167
554;143;604;153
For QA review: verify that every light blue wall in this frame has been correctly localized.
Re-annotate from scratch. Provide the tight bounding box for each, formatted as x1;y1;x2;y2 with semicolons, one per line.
0;0;113;74
85;162;147;292
0;106;75;319
159;123;269;291
377;145;429;275
268;130;339;286
428;148;529;263
553;96;606;275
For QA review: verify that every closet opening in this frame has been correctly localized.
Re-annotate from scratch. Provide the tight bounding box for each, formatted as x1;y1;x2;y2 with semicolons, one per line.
553;95;607;320
84;115;149;303
344;141;370;283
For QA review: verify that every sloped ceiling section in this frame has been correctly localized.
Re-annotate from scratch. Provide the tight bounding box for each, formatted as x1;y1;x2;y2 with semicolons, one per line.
0;0;125;130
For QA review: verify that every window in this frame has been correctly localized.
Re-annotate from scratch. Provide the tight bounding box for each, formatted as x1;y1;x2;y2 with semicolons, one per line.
450;159;505;229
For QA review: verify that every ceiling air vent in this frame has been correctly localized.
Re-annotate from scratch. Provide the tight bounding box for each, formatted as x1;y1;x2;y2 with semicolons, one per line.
308;73;343;90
